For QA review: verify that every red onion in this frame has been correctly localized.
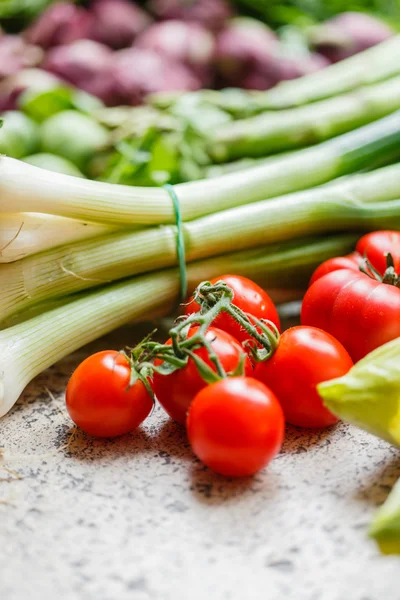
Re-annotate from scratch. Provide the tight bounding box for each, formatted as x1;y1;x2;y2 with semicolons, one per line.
112;47;202;105
148;0;232;32
0;36;43;80
136;20;215;85
25;2;94;49
43;40;115;104
91;0;152;49
309;12;394;62
215;18;278;86
240;53;329;91
0;69;60;111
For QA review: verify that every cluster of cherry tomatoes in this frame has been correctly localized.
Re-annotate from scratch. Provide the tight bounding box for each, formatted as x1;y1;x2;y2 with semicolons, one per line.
65;231;400;478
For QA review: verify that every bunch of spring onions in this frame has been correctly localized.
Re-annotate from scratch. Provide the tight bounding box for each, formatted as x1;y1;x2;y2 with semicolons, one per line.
3;68;400;418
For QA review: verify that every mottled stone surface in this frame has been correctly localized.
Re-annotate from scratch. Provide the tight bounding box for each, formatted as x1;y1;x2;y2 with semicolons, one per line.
1;323;400;600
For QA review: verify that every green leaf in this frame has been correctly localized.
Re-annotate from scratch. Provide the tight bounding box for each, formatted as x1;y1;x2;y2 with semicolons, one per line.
369;478;400;555
318;336;400;446
0;0;54;19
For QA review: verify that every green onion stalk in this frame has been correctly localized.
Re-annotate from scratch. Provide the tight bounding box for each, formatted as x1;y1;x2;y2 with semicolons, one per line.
2;162;400;324
1;112;400;226
0;233;358;417
1;232;357;327
209;76;400;161
153;36;400;116
256;36;400;111
0;173;396;324
0;213;116;263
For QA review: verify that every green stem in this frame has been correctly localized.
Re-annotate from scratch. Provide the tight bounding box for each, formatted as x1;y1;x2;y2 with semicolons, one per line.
209;77;400;161
2;112;400;224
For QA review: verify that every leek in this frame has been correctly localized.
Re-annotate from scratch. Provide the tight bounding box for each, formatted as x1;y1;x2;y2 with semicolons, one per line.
0;233;358;326
0;213;116;263
260;36;400;110
210;76;400;161
0;236;354;418
3;162;400;322
1;112;400;225
180;36;400;115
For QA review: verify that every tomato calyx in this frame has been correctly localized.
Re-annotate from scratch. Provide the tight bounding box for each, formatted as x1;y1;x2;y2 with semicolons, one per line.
126;280;280;388
360;252;400;287
183;280;280;363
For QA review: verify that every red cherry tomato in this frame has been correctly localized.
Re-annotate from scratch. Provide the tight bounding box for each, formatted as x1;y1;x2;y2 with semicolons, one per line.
309;252;361;285
153;326;252;425
309;231;400;285
356;230;400;276
185;274;280;346
254;326;353;428
66;351;153;437
301;269;400;362
187;377;284;477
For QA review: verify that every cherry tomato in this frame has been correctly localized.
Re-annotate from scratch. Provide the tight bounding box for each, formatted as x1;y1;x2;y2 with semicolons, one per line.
187;377;284;477
301;269;400;362
254;326;353;428
185;274;280;346
66;350;153;437
309;231;400;285
356;230;400;276
153;326;252;425
309;252;361;285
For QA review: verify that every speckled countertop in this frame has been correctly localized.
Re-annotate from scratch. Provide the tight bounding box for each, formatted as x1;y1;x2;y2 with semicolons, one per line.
1;322;400;600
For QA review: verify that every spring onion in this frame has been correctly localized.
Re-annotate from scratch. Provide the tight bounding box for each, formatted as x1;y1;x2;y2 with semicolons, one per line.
0;213;116;263
210;76;400;161
149;35;400;118
0;231;359;326
1;112;400;225
255;36;400;110
0;233;361;417
181;36;400;115
3;160;400;323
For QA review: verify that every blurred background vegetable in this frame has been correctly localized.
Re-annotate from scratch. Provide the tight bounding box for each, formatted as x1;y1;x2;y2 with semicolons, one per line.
1;0;397;110
24;1;94;46
0;110;39;157
230;0;400;29
308;11;394;61
2;3;400;195
136;20;216;86
91;0;151;48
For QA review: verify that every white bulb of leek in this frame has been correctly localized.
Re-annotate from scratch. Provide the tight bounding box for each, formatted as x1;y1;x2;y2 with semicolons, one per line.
0;213;116;263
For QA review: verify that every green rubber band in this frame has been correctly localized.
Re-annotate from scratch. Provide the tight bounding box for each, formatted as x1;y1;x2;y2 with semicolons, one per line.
163;184;188;303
